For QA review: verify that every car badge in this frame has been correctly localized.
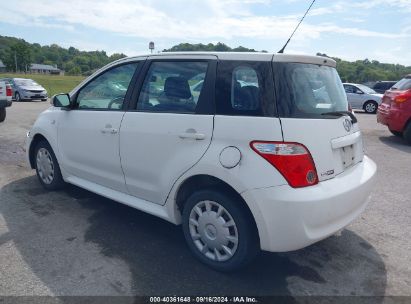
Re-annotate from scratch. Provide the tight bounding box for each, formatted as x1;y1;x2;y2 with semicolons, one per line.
343;119;352;132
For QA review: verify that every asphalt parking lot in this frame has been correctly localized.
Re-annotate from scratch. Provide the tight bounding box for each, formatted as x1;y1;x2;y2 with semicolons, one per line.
0;101;410;299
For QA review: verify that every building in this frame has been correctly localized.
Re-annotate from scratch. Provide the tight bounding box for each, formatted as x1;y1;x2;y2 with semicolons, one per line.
0;60;5;72
30;63;64;75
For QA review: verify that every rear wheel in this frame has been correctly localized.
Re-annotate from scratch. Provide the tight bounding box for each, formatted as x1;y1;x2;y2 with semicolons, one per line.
182;189;259;272
34;140;65;190
364;101;378;114
0;108;5;122
389;129;402;137
403;122;411;145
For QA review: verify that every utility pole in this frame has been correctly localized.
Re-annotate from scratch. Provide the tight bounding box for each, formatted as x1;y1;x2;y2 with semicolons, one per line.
14;51;18;72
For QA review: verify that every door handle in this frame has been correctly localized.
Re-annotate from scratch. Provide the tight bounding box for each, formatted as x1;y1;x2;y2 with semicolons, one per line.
101;127;118;134
179;129;206;140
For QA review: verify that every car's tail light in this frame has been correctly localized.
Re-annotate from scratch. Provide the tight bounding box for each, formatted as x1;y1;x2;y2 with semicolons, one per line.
6;84;12;97
250;141;318;188
393;90;411;103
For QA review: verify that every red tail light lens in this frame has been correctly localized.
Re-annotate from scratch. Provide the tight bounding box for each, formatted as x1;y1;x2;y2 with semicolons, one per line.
394;90;411;103
250;141;318;188
6;84;12;97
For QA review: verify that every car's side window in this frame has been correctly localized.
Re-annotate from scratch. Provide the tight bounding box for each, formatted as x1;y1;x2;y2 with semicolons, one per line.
136;61;209;114
216;61;276;117
344;85;355;93
76;62;138;110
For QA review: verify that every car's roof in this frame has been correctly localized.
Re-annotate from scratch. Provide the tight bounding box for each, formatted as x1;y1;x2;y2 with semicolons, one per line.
116;52;337;68
343;83;361;86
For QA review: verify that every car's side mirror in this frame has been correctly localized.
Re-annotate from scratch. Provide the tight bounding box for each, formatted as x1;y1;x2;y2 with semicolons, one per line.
356;90;364;94
52;93;72;109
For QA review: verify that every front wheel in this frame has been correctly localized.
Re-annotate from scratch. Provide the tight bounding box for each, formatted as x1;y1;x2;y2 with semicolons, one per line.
364;101;378;114
15;92;21;102
0;108;5;122
182;189;259;272
34;140;65;190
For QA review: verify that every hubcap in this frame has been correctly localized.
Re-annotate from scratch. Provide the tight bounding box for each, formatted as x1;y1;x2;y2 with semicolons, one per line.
189;200;238;262
36;148;54;184
366;103;376;113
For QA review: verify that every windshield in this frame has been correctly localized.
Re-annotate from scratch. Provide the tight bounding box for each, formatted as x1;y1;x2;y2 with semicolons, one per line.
15;79;39;86
356;84;376;94
273;63;348;118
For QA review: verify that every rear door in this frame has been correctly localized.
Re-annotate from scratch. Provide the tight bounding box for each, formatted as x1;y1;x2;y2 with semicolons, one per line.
273;57;364;181
119;56;216;205
344;84;364;109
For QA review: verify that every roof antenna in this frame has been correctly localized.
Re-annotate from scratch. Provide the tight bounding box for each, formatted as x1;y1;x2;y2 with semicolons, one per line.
278;0;316;53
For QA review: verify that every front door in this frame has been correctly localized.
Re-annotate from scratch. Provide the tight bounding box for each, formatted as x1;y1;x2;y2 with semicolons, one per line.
58;62;140;192
120;58;216;204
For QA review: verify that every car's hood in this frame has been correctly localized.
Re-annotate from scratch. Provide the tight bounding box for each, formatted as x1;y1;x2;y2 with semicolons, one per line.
20;86;46;91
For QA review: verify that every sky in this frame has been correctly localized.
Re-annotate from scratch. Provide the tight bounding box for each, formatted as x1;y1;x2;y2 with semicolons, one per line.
1;0;411;65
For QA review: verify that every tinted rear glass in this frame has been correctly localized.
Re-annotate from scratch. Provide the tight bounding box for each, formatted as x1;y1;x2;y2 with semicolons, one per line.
273;63;348;118
392;78;411;90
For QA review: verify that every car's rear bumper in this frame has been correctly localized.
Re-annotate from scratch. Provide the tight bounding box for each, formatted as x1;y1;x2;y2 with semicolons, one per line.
242;155;377;252
377;104;407;132
0;99;12;107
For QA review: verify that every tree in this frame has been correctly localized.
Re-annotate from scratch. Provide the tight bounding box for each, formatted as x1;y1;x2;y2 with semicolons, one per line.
3;42;32;72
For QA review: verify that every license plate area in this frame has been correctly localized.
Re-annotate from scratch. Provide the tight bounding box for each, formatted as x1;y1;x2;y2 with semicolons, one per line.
341;144;355;168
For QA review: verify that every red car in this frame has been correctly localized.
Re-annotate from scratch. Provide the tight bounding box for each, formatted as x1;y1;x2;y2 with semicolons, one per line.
377;75;411;144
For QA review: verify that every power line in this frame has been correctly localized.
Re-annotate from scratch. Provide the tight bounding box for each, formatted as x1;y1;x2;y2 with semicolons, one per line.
278;0;317;53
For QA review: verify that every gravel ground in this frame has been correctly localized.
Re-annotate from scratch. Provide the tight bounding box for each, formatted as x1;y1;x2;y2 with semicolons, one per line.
0;102;410;300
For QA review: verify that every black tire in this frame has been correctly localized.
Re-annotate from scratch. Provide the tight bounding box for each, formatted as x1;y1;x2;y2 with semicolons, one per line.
41;99;48;102
0;108;5;122
182;189;259;272
34;140;65;190
403;122;411;145
363;101;378;114
389;129;402;137
15;92;21;102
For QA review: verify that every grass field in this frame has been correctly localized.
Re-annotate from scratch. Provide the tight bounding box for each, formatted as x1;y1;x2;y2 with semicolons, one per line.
0;73;85;97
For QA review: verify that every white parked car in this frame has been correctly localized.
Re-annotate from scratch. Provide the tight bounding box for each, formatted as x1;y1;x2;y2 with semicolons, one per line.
26;53;377;271
343;83;383;113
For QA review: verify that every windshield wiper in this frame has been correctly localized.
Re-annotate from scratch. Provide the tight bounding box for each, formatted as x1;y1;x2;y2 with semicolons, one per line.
321;111;357;124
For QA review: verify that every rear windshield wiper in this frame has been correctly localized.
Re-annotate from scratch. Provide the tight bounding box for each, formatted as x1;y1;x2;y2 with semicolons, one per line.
321;111;357;124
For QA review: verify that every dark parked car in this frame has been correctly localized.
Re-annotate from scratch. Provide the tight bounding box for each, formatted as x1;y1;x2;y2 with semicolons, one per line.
377;75;411;144
372;81;398;94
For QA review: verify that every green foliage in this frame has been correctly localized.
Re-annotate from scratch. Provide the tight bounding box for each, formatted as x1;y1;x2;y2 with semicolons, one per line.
163;42;260;53
0;35;127;75
317;53;411;83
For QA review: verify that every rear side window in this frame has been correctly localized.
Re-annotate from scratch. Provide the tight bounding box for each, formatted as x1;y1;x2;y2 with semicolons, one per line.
393;77;411;90
273;62;348;118
216;61;276;117
137;61;209;114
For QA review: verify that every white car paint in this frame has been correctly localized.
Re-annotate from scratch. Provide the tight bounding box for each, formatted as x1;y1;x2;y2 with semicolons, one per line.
26;52;377;257
343;83;383;113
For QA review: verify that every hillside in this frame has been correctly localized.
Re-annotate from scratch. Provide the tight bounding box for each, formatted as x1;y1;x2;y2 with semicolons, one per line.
0;35;126;76
1;36;410;82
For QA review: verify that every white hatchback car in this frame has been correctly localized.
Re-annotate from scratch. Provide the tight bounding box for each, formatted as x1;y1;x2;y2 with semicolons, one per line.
27;53;377;271
343;83;383;114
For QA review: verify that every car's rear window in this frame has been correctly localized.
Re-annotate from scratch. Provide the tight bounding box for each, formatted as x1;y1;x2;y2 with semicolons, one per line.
392;77;411;91
273;63;348;118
